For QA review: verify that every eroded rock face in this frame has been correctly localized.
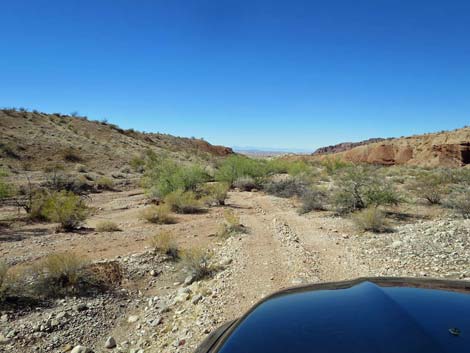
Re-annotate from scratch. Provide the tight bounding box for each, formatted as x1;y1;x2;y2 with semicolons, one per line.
312;127;470;167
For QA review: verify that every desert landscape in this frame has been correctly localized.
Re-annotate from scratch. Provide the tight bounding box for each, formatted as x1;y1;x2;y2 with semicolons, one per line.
1;109;469;353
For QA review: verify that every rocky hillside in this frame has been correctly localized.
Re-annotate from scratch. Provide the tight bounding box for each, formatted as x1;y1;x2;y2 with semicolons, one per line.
0;109;233;173
312;138;391;155
312;127;470;167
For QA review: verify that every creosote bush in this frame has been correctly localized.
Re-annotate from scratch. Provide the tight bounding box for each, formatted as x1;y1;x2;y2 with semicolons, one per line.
215;155;267;185
411;171;450;205
352;207;389;233
150;231;179;260
164;190;203;214
182;248;214;281
141;204;176;224
41;191;89;231
95;220;120;232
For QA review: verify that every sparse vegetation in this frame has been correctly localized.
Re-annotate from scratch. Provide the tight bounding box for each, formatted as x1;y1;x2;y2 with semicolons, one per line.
62;148;82;163
411;171;450;205
201;182;230;205
95;220;120;232
141;204;176;224
0;168;13;200
150;231;179;260
182;248;214;281
233;176;258;191
95;176;114;191
447;190;470;219
0;262;9;301
164;190;203;214
263;178;307;198
298;187;329;214
218;210;245;238
31;252;96;297
352;207;389;233
215;155;267;185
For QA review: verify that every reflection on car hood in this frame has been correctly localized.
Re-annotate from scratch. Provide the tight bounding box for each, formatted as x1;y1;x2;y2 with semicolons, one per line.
214;278;470;353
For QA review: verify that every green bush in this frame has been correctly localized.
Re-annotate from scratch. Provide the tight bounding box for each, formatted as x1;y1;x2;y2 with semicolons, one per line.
298;188;329;214
143;154;209;198
150;231;179;260
164;190;203;214
332;166;400;214
141;204;176;224
352;207;389;233
215;155;266;185
42;191;89;231
321;157;350;174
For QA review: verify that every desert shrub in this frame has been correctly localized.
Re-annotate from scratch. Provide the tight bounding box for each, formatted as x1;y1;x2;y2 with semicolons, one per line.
41;191;89;231
150;231;179;260
96;177;114;191
164;190;203;214
298;188;329;214
263;178;307;198
447;190;470;219
233;176;258;191
95;221;120;232
332;166;400;214
321;157;350;174
215;155;267;185
201;182;230;206
265;159;311;176
62;148;82;163
411;171;451;205
352;207;389;233
0;169;13;200
182;248;214;281
0;262;8;301
31;252;96;297
218;210;245;238
143;154;209;198
141;204;176;224
43;165;92;194
130;156;145;173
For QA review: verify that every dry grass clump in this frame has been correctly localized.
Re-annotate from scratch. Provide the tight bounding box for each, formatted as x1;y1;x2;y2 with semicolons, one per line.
141;204;176;224
164;190;203;214
181;248;214;281
218;210;245;238
95;220;120;232
298;188;329;214
233;176;258;191
263;178;307;198
201;182;230;206
149;231;179;260
95;177;114;191
447;190;470;219
31;252;96;297
352;207;390;233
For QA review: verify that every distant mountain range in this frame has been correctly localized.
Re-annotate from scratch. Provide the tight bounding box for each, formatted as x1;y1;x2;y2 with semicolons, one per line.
233;146;311;156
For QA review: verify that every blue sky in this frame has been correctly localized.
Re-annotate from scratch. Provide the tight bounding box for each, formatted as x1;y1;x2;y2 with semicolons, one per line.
1;1;470;151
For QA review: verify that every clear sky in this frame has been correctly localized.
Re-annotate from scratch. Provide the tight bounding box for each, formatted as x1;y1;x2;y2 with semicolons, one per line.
1;1;470;151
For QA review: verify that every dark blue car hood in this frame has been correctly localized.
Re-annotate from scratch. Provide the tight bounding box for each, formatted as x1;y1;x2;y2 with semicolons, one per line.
202;278;470;353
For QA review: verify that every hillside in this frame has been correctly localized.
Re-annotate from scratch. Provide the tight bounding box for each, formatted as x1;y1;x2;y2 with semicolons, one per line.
0;109;233;173
312;127;470;167
312;137;391;155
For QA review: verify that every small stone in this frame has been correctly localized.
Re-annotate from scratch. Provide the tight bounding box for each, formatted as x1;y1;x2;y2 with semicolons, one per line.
192;294;203;305
70;345;92;353
105;336;117;349
128;315;139;323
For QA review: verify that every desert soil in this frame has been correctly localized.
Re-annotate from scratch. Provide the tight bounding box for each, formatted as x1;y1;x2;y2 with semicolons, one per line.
1;189;469;353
